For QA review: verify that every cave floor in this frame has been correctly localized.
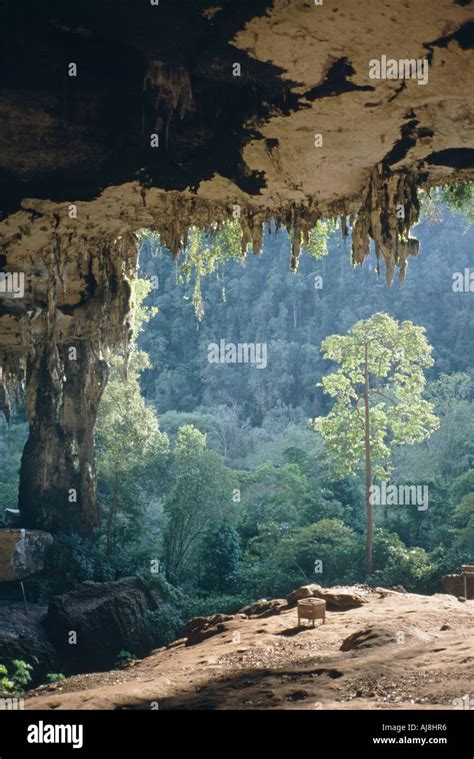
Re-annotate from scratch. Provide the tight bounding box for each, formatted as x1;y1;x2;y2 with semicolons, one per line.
25;589;474;710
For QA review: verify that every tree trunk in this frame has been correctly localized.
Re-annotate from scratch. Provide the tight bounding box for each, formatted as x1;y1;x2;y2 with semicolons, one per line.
364;342;373;575
19;341;109;536
106;472;120;554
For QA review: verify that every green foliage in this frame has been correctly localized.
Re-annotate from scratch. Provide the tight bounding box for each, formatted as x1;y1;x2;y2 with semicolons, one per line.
178;221;244;319
114;651;137;668
2;199;474;644
96;278;169;558
0;660;32;695
147;604;184;648
46;673;66;683
278;519;363;585
96;350;169;553
302;220;335;260
162;425;235;583
419;183;474;225
0;664;12;693
439;183;474;224
39;532;113;597
180;592;252;620
311;312;439;480
143;574;187;646
451;469;474;504
196;523;241;592
370;530;437;592
0;414;28;513
451;492;474;556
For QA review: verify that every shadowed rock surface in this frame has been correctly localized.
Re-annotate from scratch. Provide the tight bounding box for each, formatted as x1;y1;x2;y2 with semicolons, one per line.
239;599;287;618
0;602;57;685
181;614;234;647
43;577;158;674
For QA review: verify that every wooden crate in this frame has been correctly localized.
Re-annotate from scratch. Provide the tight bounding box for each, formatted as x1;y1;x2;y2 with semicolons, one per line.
297;598;326;627
461;565;474;600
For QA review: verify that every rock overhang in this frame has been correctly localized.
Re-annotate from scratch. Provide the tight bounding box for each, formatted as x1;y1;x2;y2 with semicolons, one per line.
0;0;473;531
0;0;473;367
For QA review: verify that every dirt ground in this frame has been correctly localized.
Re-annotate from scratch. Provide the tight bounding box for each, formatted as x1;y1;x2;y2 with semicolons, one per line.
25;588;474;710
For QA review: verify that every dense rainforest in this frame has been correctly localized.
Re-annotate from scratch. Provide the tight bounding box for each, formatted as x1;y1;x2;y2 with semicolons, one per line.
1;189;473;649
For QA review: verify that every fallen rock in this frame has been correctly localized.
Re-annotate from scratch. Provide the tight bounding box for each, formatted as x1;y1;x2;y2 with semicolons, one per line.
0;602;57;684
340;626;405;652
374;587;408;597
44;577;157;674
239;599;286;618
181;614;233;646
341;623;433;652
0;529;53;582
287;584;367;610
166;637;187;650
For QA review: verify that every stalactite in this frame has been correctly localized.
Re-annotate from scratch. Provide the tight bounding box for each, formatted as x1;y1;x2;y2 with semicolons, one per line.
142;60;195;148
0;368;11;423
350;166;420;284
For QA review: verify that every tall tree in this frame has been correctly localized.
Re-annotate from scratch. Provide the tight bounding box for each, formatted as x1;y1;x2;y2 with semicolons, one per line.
96;279;169;554
311;313;439;574
162;425;235;583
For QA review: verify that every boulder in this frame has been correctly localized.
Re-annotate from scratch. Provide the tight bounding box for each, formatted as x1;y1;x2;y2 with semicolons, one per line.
341;624;433;651
287;584;367;610
181;614;232;646
239;599;286;618
0;602;57;684
44;577;157;674
0;529;53;582
341;625;405;652
374;587;406;597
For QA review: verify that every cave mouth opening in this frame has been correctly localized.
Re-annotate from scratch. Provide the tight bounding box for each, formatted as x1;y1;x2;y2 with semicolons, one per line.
0;179;472;539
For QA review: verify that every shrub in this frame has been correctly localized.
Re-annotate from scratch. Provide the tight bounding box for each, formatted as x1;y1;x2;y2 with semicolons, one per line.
46;673;66;684
370;530;437;591
0;660;32;695
114;651;137;668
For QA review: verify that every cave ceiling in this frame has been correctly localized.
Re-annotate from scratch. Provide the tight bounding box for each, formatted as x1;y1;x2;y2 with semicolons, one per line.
0;0;473;367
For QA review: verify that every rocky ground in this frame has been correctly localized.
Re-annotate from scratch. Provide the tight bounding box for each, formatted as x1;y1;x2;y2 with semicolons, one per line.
24;586;474;710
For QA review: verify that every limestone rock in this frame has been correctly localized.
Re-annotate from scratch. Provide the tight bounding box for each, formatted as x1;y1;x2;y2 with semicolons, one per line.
239;599;286;618
341;625;405;652
287;584;367;610
341;623;433;652
0;529;53;582
181;614;233;647
44;577;157;674
0;602;57;684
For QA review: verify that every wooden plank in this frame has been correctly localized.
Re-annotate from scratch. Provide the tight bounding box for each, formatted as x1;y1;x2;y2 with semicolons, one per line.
0;530;21;582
